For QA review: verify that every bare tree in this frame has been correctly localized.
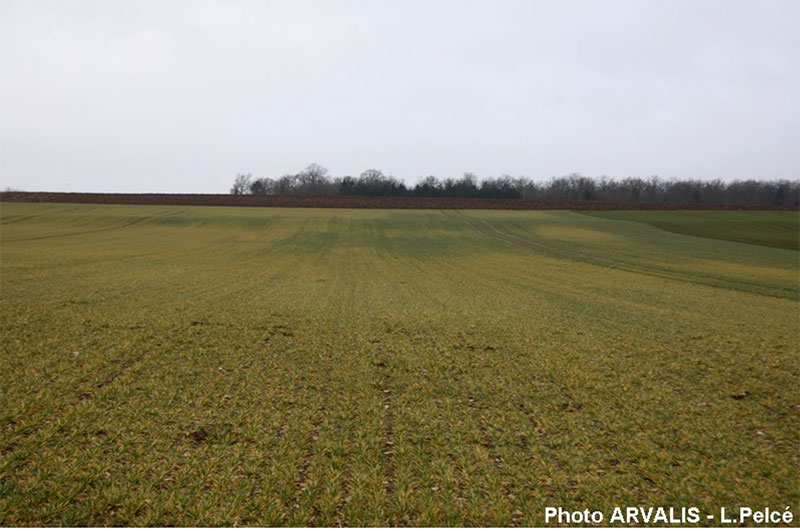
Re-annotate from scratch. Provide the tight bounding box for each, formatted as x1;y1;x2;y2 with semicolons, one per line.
296;163;330;194
230;173;252;195
230;169;798;206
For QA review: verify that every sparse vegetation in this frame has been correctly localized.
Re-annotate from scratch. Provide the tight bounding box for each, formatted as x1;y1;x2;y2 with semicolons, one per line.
1;202;798;526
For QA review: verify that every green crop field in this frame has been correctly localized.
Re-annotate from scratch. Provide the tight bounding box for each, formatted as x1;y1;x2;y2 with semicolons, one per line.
1;202;798;526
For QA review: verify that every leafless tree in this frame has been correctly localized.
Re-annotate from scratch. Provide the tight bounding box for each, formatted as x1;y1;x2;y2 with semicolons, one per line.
230;173;252;195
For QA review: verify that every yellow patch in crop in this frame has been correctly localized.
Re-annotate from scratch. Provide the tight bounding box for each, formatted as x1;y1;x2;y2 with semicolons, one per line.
536;224;620;242
693;259;797;281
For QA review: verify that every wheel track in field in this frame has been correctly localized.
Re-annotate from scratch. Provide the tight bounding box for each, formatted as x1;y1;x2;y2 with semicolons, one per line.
90;351;148;392
432;395;466;510
6;341;158;432
358;324;398;509
467;395;503;470
420;331;529;526
289;343;336;523
0;315;211;478
454;333;581;516
353;241;400;517
365;228;523;524
0;205;93;225
0;209;181;242
327;241;382;526
289;411;325;517
451;211;795;299
286;218;358;525
286;314;341;523
466;392;524;526
332;455;353;527
513;400;580;504
377;351;396;497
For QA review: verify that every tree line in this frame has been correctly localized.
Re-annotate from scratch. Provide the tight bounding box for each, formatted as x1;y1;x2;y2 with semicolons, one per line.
230;164;799;206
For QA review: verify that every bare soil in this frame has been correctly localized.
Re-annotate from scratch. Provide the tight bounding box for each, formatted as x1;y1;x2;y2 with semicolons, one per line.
0;191;795;210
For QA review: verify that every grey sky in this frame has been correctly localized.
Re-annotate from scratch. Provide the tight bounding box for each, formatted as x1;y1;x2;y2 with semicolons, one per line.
1;0;797;193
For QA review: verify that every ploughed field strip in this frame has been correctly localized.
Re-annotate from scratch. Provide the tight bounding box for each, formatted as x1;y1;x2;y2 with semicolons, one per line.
0;203;797;526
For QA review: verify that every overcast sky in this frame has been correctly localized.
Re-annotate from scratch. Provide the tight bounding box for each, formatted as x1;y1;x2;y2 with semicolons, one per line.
1;0;798;193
